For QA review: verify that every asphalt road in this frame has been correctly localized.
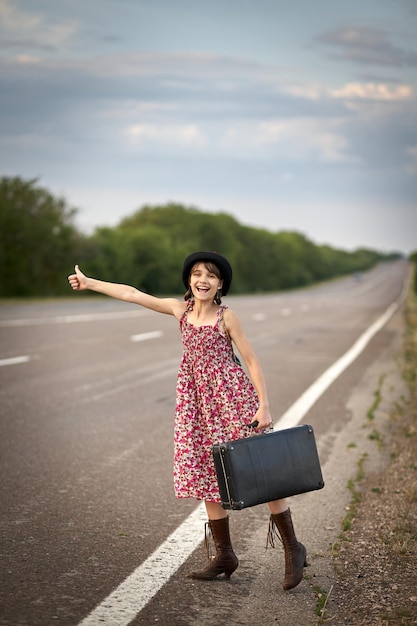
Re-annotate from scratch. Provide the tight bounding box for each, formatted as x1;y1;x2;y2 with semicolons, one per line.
0;260;408;626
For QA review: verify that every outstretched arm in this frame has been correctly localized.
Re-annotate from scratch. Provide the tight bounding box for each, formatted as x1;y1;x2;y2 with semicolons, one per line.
223;308;272;430
68;265;186;318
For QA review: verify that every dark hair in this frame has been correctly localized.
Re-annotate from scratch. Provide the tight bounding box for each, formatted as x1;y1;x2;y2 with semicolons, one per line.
184;261;223;303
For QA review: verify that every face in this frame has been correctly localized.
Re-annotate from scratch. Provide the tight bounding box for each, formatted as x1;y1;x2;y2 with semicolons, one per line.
189;262;223;300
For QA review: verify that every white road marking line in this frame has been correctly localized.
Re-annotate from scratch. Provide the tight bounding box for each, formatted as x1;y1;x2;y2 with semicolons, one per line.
78;504;207;626
0;355;30;367
0;310;147;327
77;300;399;626
130;330;163;342
281;308;292;316
253;313;266;321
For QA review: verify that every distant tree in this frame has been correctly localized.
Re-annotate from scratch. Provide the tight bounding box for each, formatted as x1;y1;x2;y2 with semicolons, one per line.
0;176;84;296
116;203;245;290
88;203;390;295
0;186;391;297
88;225;182;293
119;202;243;259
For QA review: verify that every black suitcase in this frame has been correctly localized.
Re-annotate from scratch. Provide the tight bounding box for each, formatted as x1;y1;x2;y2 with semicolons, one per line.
212;424;324;510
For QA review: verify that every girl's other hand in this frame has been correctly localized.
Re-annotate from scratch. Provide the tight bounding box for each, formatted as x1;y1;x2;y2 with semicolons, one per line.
68;264;88;291
251;406;273;431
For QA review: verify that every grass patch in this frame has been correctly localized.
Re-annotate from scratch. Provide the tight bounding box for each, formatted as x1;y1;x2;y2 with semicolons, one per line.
368;427;384;448
366;374;385;421
313;584;333;623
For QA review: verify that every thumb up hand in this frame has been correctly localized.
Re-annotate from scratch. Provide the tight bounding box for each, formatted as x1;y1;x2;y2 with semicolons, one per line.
68;264;88;291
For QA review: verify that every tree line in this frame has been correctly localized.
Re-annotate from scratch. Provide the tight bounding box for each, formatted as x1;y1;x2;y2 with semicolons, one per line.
0;176;405;298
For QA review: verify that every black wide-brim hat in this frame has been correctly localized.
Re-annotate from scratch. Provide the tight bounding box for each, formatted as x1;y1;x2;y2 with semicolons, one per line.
182;251;233;295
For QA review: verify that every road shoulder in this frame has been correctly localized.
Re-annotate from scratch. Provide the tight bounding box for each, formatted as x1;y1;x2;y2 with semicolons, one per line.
218;305;409;626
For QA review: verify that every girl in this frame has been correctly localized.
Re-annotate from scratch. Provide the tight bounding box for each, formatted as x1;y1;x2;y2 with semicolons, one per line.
68;251;306;590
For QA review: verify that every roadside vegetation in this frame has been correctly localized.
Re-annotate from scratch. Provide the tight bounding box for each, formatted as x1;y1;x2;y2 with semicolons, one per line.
0;175;402;298
329;265;417;625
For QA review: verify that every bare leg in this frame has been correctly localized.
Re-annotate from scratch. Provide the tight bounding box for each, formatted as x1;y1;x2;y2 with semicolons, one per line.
267;498;288;515
205;500;228;520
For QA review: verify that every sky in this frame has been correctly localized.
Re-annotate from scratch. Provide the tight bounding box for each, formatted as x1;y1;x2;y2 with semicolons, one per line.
1;0;416;255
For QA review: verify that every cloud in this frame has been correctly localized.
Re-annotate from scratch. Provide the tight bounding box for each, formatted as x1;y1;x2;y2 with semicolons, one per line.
283;81;413;104
126;123;206;148
318;26;417;67
0;0;41;30
67;50;282;85
331;82;412;101
0;0;77;54
0;50;413;178
0;39;415;197
256;118;351;163
0;50;346;141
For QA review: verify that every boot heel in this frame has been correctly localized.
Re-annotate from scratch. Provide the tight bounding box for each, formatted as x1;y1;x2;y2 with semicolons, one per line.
302;544;308;567
224;560;239;579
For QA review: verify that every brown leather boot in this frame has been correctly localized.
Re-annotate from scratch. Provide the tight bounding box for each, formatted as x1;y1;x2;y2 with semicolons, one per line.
268;509;307;590
187;516;239;580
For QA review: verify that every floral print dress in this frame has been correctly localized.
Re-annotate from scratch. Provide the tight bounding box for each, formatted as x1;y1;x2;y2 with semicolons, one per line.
173;302;260;503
